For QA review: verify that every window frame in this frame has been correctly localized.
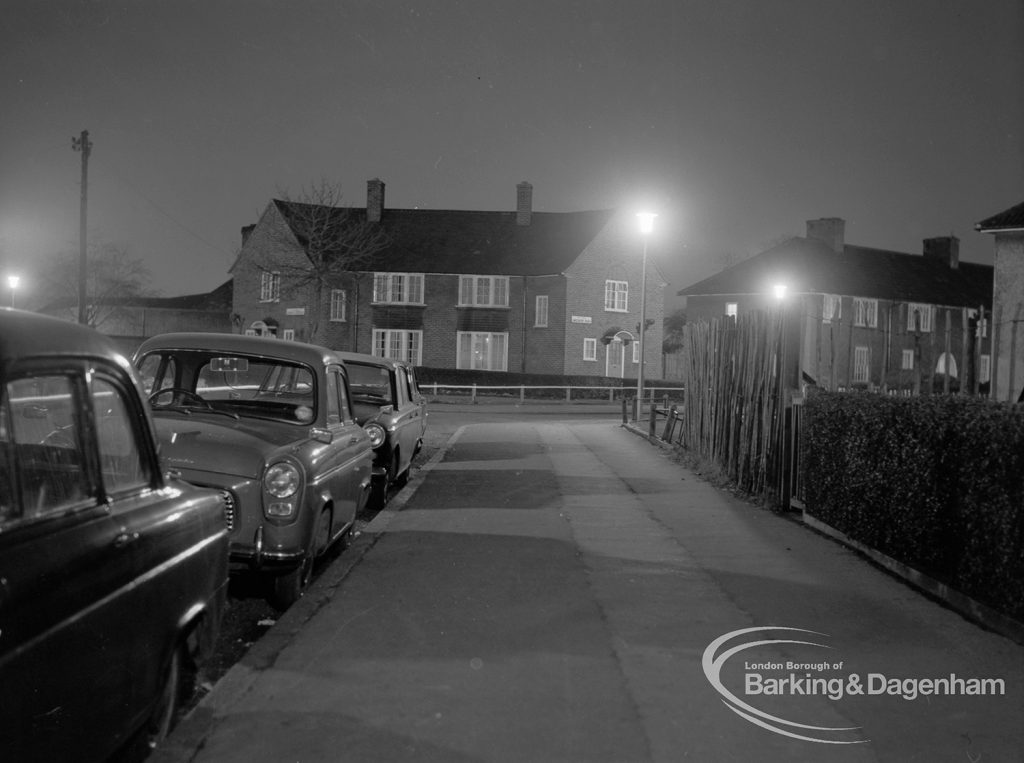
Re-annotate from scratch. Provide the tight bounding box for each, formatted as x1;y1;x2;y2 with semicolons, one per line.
901;349;915;370
459;275;510;308
373;273;424;305
907;303;934;333
823;294;842;322
583;338;597;361
853;346;870;383
853;298;878;328
456;331;509;371
604;280;629;312
534;295;549;327
372;329;423;365
330;289;347;322
259;270;280;303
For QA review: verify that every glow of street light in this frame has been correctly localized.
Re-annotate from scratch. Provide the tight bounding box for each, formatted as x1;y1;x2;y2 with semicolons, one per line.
7;275;19;290
773;283;788;300
637;212;657;235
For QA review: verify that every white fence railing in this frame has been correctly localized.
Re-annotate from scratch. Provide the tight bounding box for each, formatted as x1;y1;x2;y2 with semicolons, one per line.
423;383;685;404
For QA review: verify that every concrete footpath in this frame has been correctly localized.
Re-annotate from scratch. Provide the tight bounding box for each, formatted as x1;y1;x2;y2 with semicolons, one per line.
151;419;1024;762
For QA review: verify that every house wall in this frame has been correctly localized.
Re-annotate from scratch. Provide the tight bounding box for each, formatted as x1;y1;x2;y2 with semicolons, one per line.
686;293;990;394
991;232;1024;401
563;215;665;378
521;274;567;374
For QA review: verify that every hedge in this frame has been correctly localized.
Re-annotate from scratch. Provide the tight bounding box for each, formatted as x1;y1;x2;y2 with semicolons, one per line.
802;391;1024;623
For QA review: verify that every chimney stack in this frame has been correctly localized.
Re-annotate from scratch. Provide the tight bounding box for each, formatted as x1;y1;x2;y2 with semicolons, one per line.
367;178;385;223
923;236;960;269
516;181;533;226
806;217;846;253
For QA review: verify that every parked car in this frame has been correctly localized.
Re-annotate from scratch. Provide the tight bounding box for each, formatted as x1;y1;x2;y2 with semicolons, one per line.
133;333;373;610
336;351;427;506
0;309;229;761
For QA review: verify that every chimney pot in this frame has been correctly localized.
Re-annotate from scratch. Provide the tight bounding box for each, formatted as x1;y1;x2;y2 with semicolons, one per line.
367;178;385;223
806;217;845;253
516;181;533;226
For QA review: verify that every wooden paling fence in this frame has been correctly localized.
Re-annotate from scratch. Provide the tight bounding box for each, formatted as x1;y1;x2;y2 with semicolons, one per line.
659;312;789;500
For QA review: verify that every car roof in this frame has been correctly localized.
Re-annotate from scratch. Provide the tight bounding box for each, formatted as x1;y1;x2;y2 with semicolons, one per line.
334;350;410;371
0;308;130;372
136;332;340;367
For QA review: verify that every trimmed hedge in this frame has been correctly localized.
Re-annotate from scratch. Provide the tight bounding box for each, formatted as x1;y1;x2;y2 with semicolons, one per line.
802;391;1024;623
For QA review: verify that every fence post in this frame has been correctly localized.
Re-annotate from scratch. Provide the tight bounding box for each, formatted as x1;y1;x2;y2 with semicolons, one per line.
609;387;614;402
520;386;525;403
472;383;477;404
565;386;571;402
432;383;438;395
621;397;628;424
661;405;676;441
648;400;657;437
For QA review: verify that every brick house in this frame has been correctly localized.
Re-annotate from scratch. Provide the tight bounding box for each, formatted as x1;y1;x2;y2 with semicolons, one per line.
976;200;1024;401
230;180;666;379
678;218;993;394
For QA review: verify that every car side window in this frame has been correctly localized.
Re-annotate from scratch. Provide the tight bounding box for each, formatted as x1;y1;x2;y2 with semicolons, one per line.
327;367;354;423
1;374;92;521
93;376;154;498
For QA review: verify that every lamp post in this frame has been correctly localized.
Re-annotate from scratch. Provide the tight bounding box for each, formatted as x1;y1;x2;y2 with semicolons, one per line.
636;212;657;417
7;274;19;308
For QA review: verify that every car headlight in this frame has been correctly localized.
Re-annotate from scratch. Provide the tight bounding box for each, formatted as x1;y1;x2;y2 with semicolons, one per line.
364;422;386;449
264;462;300;498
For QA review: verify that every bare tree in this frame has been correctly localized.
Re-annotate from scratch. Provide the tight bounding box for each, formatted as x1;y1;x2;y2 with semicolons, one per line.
40;241;155;329
264;178;391;343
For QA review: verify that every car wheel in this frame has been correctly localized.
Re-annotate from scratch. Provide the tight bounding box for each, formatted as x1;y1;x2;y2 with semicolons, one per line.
146;644;185;749
266;556;312;611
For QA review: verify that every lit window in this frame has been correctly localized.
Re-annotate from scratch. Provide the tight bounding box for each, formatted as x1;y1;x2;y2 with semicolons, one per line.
725;302;738;318
457;332;508;371
372;329;422;364
901;349;915;370
282;329;295;341
583;338;597;361
632;341;640;364
330;289;347;322
604;280;628;312
823;294;841;322
980;354;991;384
459;275;509;307
535;296;549;327
260;271;280;302
373;273;424;305
907;303;933;332
853;298;878;328
853;346;870;383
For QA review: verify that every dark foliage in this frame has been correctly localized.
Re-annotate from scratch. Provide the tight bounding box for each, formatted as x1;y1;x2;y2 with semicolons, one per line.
802;391;1024;622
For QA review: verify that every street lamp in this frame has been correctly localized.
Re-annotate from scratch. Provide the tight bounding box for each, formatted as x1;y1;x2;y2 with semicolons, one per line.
636;212;657;416
7;275;19;308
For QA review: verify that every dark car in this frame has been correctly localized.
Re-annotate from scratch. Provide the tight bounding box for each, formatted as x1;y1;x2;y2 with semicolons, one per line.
0;309;229;761
336;351;427;506
134;333;373;610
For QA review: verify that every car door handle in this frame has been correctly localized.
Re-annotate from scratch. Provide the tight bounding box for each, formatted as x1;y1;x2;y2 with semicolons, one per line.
113;530;140;548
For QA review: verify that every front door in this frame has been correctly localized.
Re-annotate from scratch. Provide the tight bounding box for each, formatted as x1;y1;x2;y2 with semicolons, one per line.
606;338;625;378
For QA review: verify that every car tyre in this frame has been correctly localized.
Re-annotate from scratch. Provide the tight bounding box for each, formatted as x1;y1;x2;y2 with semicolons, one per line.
266;556;312;611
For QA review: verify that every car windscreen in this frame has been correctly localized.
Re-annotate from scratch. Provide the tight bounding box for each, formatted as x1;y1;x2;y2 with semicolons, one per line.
141;351;317;425
346;363;394;406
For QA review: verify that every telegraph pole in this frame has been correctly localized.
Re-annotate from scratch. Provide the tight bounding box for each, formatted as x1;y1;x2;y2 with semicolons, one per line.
72;130;92;325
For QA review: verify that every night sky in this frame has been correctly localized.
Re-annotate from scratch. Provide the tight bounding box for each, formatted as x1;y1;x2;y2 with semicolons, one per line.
1;0;1021;308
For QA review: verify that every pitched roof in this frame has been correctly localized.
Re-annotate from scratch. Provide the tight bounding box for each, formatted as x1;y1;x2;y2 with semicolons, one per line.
273;200;617;276
678;237;993;308
976;200;1024;232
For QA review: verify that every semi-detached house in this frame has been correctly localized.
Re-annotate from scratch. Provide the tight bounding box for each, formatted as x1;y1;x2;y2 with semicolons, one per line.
679;217;993;394
230;180;665;379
